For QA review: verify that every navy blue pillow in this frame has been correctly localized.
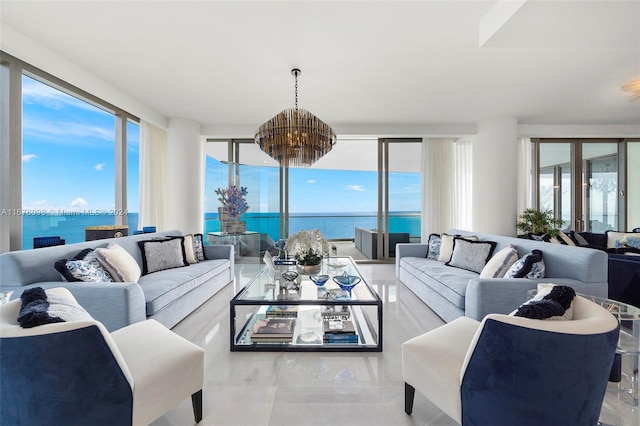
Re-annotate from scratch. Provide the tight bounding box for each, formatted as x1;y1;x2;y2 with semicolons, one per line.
17;287;64;328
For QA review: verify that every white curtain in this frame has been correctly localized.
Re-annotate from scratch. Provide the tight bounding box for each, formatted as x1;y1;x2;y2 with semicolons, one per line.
516;137;533;216
139;121;168;231
452;138;473;231
421;138;473;242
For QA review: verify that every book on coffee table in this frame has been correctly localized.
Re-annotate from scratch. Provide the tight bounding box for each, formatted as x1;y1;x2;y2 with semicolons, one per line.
265;305;298;318
321;305;351;321
251;318;296;342
324;319;356;334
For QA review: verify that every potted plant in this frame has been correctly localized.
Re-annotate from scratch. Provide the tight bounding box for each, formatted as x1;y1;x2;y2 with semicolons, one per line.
516;208;565;237
215;186;249;234
285;229;330;275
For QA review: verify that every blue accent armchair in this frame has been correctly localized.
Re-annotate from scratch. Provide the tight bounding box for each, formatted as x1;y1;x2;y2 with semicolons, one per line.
0;288;205;425
402;295;619;425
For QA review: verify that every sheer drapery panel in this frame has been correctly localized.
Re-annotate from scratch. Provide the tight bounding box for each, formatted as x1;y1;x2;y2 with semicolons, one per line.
139;121;167;231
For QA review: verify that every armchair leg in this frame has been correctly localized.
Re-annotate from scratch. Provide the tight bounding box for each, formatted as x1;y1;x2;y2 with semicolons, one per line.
191;389;203;423
404;382;415;415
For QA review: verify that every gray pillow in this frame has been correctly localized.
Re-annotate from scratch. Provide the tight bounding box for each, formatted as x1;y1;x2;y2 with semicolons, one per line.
138;237;188;275
446;238;497;274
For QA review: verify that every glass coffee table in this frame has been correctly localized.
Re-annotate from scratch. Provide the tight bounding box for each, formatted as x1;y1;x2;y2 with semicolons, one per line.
230;257;382;352
579;294;640;408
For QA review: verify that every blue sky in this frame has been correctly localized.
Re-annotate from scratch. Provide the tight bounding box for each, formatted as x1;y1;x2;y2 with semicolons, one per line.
23;74;419;215
22;75;139;212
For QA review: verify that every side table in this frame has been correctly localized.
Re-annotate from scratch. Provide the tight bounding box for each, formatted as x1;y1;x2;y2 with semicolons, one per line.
579;294;640;408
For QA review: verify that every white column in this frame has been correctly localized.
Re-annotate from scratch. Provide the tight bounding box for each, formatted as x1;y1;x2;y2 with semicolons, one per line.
472;117;518;236
166;118;204;234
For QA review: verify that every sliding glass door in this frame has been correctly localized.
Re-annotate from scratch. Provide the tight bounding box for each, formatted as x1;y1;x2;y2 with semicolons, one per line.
535;139;624;232
582;143;618;232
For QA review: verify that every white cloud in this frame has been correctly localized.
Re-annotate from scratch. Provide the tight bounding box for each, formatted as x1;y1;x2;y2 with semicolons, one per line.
22;77;100;113
345;185;366;191
70;197;88;207
94;162;105;171
307;179;317;184
22;154;37;162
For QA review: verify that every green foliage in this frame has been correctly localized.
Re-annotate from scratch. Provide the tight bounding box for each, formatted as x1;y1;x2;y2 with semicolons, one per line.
516;208;565;237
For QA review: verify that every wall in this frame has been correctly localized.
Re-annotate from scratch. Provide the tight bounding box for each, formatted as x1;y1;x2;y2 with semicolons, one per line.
166;118;204;234
472;117;518;236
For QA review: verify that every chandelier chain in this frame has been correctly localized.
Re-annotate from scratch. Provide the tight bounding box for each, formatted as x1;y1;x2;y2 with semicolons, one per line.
294;73;298;109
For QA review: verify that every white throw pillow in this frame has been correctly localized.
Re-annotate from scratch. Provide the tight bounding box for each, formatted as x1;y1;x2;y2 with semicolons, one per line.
94;243;142;282
479;246;518;278
183;234;198;264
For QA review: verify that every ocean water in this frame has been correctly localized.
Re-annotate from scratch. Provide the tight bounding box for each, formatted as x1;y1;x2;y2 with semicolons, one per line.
21;212;420;249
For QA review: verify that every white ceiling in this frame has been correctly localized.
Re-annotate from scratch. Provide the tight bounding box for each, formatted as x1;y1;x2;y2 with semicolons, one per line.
1;0;639;137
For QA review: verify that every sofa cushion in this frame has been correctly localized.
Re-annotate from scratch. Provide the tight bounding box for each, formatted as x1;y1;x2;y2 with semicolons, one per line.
94;243;142;283
446;238;497;274
138;259;230;316
505;249;545;279
479;246;518;278
400;257;477;310
137;237;188;275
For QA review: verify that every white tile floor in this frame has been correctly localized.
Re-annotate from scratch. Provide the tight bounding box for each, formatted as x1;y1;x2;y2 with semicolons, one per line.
153;263;640;426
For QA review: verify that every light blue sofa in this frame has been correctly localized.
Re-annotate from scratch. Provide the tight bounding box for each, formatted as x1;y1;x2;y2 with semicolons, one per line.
396;229;608;322
0;230;234;331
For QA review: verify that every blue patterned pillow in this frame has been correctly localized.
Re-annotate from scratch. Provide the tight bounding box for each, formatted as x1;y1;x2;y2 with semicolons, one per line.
54;249;113;282
426;233;441;260
193;233;206;261
65;251;113;282
504;249;545;279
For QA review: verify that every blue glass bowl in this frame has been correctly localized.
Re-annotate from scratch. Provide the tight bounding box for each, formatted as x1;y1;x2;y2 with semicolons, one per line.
309;274;330;286
332;274;361;292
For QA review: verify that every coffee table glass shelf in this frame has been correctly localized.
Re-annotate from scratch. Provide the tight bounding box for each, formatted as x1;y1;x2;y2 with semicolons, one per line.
230;257;382;352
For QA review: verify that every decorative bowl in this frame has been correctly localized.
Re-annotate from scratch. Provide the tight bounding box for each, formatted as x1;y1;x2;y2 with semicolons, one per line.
332;273;361;293
281;271;300;290
309;274;330;287
281;271;299;282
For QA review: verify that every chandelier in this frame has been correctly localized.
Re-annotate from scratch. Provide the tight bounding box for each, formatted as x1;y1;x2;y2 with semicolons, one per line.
255;68;336;167
621;77;640;102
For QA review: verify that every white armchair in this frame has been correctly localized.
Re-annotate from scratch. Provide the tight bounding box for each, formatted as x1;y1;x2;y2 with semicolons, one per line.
0;288;205;425
402;295;619;425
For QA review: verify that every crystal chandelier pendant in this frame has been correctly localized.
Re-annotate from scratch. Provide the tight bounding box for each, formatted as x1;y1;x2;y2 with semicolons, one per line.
255;69;336;167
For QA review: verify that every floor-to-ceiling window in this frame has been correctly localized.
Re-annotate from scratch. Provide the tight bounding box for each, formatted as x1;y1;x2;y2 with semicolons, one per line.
127;120;140;232
1;52;140;250
204;138;422;260
534;138;630;232
628;141;640;229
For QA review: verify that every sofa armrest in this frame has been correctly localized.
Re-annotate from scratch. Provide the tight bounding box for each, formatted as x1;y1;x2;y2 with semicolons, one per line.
204;244;233;260
465;277;609;321
204;244;234;282
1;282;146;332
464;278;538;320
59;282;147;332
395;244;429;277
